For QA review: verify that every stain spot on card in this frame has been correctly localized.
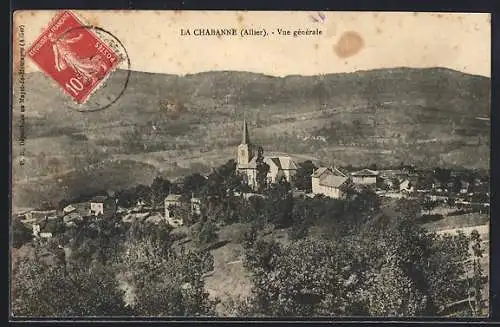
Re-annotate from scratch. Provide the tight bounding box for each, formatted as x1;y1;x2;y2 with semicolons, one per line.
237;14;244;24
159;98;186;120
314;43;319;50
413;12;418;16
376;27;382;34
334;31;364;58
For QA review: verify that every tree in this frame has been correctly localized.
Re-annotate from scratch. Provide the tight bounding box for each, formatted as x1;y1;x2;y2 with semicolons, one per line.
182;173;207;197
243;238;366;316
12;219;33;249
264;177;293;228
422;198;438;215
452;177;463;195
120;238;218;316
469;230;485;316
150;176;171;207
294;160;317;192
434;168;451;185
367;256;427;316
196;220;219;247
12;256;129;317
391;177;401;191
255;147;270;193
134;184;152;205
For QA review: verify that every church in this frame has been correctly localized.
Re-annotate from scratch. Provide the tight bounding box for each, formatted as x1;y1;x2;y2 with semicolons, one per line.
236;120;298;190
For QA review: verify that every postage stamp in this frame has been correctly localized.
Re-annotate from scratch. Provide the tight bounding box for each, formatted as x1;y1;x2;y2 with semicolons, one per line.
26;10;121;104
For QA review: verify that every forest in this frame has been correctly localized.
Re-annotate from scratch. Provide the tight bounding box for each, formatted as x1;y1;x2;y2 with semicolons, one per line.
11;160;487;317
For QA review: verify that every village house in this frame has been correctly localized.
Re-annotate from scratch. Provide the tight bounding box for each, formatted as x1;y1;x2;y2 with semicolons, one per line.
32;224;41;237
311;166;351;199
350;169;379;186
399;179;415;193
63;211;83;225
236;120;298;189
89;196;116;218
164;194;183;224
63;204;77;215
164;194;202;227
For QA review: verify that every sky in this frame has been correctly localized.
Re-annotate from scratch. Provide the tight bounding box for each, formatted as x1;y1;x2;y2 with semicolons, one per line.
14;10;491;77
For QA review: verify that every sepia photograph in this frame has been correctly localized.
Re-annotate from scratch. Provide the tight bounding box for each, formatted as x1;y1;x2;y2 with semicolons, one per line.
11;10;490;318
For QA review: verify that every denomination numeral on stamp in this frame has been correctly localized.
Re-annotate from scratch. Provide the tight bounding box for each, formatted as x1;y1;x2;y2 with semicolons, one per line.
65;77;84;96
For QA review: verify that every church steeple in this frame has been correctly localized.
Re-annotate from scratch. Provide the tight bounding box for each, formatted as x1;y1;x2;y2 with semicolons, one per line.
242;119;250;145
237;120;254;169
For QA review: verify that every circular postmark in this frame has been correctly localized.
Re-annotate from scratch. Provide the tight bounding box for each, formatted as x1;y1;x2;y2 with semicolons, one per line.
56;25;131;112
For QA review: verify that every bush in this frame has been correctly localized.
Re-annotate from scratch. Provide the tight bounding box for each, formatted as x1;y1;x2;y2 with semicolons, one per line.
12;219;33;249
418;214;444;224
196;221;219;247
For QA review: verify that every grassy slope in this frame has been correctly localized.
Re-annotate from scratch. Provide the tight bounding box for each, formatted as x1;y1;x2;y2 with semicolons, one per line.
11;67;490;210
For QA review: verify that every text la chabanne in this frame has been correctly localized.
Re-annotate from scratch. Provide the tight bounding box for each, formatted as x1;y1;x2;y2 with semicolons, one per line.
180;28;323;37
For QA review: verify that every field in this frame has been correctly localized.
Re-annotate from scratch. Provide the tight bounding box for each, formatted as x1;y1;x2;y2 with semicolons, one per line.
11;67;490;210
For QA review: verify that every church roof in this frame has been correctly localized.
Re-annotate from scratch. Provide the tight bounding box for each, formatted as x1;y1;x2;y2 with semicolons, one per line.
351;169;379;177
247;156;298;170
242;119;250;145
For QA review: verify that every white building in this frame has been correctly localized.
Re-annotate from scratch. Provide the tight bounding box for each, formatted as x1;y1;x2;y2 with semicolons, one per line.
165;194;183;225
32;224;41;237
236;120;298;189
351;169;379;186
311;167;350;199
399;179;415;193
63;204;77;214
90;196;107;216
89;196;116;217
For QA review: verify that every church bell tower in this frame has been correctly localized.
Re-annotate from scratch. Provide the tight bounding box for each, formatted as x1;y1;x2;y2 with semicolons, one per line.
237;120;254;169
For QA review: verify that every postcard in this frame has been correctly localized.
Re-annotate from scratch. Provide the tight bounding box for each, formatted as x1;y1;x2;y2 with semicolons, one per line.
11;10;490;318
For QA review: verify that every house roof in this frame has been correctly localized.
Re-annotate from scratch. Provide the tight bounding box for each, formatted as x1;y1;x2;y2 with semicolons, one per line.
311;167;329;178
269;157;282;169
312;166;347;178
63;211;82;222
351;169;379;177
165;194;183;202
91;195;108;202
63;205;76;213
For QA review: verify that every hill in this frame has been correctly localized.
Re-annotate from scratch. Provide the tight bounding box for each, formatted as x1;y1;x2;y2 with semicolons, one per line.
11;67;490;210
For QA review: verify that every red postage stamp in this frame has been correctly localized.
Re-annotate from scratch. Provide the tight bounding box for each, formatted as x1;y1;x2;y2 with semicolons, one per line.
27;10;121;104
